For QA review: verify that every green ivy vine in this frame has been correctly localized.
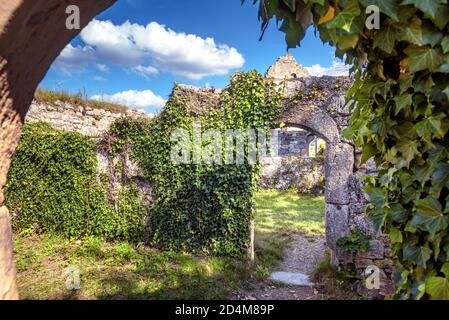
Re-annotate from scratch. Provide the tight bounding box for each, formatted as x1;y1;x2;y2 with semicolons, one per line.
109;70;282;255
247;0;449;299
5;122;146;241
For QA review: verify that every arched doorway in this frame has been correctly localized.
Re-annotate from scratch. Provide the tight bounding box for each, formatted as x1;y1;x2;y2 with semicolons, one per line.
276;102;355;266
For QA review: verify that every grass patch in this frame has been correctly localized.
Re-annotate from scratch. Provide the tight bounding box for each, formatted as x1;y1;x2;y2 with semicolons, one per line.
34;88;129;114
254;188;325;235
13;233;250;300
13;189;326;299
252;188;325;279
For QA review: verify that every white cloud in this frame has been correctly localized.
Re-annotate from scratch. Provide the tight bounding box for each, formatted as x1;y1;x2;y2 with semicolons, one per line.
54;19;244;80
304;60;350;77
91;89;166;109
93;76;106;81
132;64;159;79
52;44;96;73
95;63;110;73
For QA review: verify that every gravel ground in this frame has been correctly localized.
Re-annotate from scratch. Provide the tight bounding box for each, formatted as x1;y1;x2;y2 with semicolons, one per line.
230;233;327;300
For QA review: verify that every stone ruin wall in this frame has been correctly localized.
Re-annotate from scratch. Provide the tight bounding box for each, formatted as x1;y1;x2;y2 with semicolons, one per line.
278;75;395;296
24;99;154;209
173;84;326;194
26;99;151;137
22;56;394;296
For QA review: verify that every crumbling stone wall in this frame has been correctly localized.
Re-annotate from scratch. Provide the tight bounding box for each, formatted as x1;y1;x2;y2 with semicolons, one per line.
266;53;310;83
260;156;324;193
173;72;394;293
277;128;309;156
172;84;222;117
26;100;151;137
24;100;154;212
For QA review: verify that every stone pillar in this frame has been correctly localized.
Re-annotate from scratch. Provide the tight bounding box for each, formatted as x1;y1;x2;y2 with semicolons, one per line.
0;0;116;300
324;142;354;265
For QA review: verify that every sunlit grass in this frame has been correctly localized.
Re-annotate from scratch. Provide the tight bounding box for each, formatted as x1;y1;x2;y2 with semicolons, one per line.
254;188;325;235
13;189;325;299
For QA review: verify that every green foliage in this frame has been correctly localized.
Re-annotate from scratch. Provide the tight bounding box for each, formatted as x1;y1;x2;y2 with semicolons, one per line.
5;122;145;241
248;0;449;299
336;228;371;253
109;70;282;255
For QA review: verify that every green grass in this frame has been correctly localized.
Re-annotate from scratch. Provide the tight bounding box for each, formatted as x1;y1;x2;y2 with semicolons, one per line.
13;189;325;300
254;188;325;235
14;233;250;300
252;189;325;276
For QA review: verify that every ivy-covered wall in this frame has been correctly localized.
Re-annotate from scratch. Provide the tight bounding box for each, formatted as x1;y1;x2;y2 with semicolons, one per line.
109;71;282;255
5;122;146;241
6;70;282;257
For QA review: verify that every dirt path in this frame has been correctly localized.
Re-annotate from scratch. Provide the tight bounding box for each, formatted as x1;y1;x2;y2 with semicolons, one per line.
232;233;327;300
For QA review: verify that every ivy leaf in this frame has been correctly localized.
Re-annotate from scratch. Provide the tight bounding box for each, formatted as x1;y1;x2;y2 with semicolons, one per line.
318;6;335;25
403;244;431;267
425;276;449;300
411;197;449;236
433;4;449;30
360;0;399;21
415;114;444;137
282;0;297;12
443;87;449;99
338;34;359;49
398;74;414;94
390;227;403;243
399;17;423;46
327;0;360;32
412;165;432;187
280;18;305;49
431;162;449;196
304;0;325;5
441;36;449;54
365;185;386;208
373;23;398;53
442;263;449;278
394;94;412;115
404;46;444;72
421;24;443;47
396;139;419;166
388;203;408;223
401;0;441;19
361;142;377;164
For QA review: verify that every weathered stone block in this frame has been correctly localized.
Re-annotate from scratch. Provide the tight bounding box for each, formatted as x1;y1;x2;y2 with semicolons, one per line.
325;203;350;251
356;240;385;260
325;142;354;205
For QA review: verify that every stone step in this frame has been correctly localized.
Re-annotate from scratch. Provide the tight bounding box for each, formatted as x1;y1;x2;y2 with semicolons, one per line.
270;271;314;287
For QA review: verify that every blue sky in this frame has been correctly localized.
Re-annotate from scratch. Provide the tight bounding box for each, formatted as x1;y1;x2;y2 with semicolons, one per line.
40;0;349;114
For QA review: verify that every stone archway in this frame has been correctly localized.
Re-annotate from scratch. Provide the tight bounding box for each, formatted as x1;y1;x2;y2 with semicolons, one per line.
276;102;354;265
0;0;116;300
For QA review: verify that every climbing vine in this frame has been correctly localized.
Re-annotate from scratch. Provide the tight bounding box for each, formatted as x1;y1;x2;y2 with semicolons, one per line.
5;122;146;241
248;0;449;299
110;70;282;255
